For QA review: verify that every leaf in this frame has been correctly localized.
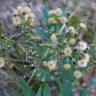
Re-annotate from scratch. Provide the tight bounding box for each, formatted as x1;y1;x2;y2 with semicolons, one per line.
63;80;72;96
43;0;49;27
20;80;35;96
36;46;46;57
35;69;52;82
54;77;64;96
43;83;51;96
36;85;42;96
16;44;26;56
69;15;80;27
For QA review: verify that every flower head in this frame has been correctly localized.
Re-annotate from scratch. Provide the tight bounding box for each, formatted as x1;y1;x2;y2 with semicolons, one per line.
15;6;24;15
67;26;78;35
78;41;88;51
51;34;57;42
12;16;21;26
58;17;68;24
69;38;76;45
13;7;35;26
74;71;82;79
48;8;62;16
84;53;90;62
64;47;73;56
64;64;71;70
23;7;32;14
78;59;88;68
47;60;57;70
79;23;87;29
55;8;62;16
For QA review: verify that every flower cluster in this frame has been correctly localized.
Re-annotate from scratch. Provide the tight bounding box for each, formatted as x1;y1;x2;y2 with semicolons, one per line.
12;6;35;26
48;8;68;24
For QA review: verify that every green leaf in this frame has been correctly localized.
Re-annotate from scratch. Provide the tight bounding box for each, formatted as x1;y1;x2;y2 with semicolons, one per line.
20;80;35;96
36;85;42;96
63;80;72;96
36;46;46;57
69;15;80;27
43;0;49;27
16;44;26;56
35;69;52;82
43;83;51;96
54;77;64;96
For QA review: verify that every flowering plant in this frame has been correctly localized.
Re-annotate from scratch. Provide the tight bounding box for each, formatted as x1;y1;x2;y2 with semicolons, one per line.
0;3;96;96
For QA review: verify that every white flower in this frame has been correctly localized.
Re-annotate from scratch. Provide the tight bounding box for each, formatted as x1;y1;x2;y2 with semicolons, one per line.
78;41;88;51
24;14;29;21
69;38;76;45
78;59;88;68
48;10;55;15
51;34;58;47
51;34;57;42
59;17;68;24
68;26;75;31
12;16;21;25
49;8;62;16
74;71;82;79
28;13;36;19
84;53;90;62
0;58;5;68
55;8;62;16
15;6;24;15
67;26;78;35
47;60;57;70
23;7;32;14
64;47;73;56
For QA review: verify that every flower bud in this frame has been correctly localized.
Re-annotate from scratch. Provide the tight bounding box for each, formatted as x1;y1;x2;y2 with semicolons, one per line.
64;64;71;70
79;23;87;29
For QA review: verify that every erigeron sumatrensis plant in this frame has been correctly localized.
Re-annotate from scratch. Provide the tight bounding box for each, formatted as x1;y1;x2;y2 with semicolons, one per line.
0;4;96;96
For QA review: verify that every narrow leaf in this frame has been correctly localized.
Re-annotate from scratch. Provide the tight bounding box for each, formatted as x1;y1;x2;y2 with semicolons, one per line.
20;80;35;96
54;77;64;96
36;85;42;96
43;83;51;96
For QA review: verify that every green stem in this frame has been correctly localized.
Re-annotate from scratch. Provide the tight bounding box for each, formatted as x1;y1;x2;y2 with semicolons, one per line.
28;69;37;84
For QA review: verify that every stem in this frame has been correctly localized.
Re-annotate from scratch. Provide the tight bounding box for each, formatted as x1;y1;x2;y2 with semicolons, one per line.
59;24;66;34
28;69;37;84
